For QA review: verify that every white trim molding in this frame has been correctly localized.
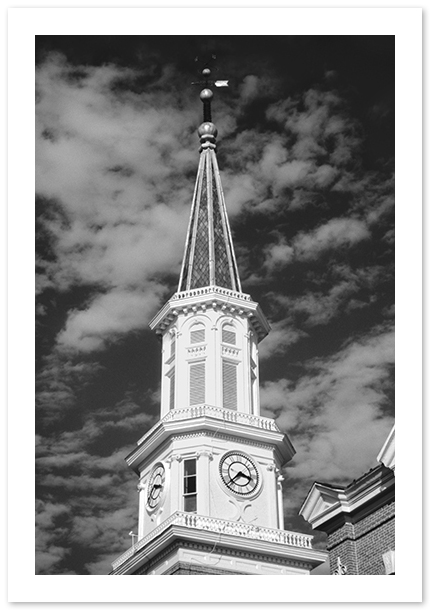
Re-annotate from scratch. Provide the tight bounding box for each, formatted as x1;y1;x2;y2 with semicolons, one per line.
299;465;394;530
110;511;326;575
377;425;395;473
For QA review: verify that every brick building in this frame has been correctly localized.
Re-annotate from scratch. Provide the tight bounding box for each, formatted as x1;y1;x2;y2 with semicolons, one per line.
300;426;395;575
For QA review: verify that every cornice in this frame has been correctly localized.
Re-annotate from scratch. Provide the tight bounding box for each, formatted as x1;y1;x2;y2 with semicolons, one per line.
299;464;395;531
170;430;277;452
127;405;295;473
149;287;271;342
110;511;325;575
137;539;315;575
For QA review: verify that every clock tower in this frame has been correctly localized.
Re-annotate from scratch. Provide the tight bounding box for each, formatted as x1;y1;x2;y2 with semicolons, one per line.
110;71;326;576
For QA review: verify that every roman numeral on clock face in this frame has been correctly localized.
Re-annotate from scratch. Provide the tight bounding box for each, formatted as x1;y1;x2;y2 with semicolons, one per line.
219;451;260;497
147;464;166;509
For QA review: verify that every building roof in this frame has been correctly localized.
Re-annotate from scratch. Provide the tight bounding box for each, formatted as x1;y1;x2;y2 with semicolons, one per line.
377;424;395;471
177;120;242;294
299;426;395;531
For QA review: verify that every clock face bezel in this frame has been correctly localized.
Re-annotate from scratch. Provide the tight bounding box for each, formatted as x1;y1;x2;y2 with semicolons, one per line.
219;451;261;498
146;462;166;511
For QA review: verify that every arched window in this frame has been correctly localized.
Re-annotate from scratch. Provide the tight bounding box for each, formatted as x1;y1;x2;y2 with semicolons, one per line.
170;333;176;357
222;322;236;345
190;322;205;345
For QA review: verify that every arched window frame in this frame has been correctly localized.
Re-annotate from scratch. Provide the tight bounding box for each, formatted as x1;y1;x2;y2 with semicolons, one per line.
221;320;237;346
189;320;206;345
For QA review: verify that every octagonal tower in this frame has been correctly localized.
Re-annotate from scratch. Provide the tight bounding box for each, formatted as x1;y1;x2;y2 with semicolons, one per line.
110;70;326;576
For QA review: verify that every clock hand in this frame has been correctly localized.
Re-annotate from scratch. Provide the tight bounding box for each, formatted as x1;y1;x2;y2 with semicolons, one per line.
228;470;251;485
149;484;163;499
229;471;242;484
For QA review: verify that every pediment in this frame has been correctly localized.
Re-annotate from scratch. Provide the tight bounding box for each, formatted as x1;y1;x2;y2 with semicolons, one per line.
299;482;343;526
313;490;341;516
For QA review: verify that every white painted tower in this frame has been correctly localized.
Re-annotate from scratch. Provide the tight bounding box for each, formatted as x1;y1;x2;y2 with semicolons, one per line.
110;70;326;576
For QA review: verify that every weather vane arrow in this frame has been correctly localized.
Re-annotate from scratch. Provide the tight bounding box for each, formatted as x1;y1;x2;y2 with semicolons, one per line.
192;66;229;123
191;69;229;89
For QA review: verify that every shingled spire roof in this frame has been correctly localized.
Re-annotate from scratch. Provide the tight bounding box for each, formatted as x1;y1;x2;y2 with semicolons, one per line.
177;73;242;293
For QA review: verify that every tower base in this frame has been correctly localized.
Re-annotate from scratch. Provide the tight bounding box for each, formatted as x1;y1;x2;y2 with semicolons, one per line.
110;512;327;575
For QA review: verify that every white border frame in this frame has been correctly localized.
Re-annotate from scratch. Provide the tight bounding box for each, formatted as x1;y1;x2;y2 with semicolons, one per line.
8;5;422;604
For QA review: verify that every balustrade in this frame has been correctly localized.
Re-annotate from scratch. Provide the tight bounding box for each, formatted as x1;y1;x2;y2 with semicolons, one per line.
172;286;251;302
137;405;279;446
112;511;313;570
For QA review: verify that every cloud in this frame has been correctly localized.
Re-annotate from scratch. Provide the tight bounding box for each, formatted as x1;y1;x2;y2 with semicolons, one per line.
34;42;394;577
36;356;99;426
36;396;157;574
255;262;391;352
263;237;294;271
312;163;339;188
221;172;259;217
239;74;260;102
262;217;371;275
260;327;394;482
269;280;360;327
35;481;138;575
73;505;138;575
239;74;277;104
36;56;388;357
36;54;201;353
275;159;314;189
258;320;306;361
36;500;73;574
215;86;371;218
266;88;361;167
294;218;371;259
56;288;164;352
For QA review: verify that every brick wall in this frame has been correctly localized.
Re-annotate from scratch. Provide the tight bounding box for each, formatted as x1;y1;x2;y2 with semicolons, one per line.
355;503;395;575
327;500;395;575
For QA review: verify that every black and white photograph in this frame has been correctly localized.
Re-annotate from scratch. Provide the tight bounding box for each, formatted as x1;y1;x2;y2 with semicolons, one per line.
35;33;395;577
7;5;422;604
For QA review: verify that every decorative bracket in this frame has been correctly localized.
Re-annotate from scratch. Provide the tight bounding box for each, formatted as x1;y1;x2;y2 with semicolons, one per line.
333;557;348;575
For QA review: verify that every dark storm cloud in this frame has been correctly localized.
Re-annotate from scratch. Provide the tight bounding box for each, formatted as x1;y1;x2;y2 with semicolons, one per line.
35;35;394;575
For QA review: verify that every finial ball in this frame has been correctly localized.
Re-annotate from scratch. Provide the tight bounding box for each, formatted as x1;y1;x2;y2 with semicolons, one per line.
202;68;211;78
198;122;217;137
200;88;213;102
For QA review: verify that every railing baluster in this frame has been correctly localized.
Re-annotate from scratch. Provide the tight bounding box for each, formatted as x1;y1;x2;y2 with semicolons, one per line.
112;510;314;570
137;405;281;446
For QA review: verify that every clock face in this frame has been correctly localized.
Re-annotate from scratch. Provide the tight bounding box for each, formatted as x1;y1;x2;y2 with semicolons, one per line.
219;451;260;497
146;463;166;510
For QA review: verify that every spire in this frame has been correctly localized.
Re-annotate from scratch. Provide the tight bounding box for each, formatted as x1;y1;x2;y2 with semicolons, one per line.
178;69;241;293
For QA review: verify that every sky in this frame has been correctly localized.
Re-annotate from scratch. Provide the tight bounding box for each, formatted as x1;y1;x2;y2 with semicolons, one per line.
35;35;395;576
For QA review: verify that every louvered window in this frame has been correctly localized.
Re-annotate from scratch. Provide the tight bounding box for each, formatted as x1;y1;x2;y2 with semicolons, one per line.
190;362;205;405
222;327;236;345
250;368;256;415
170;334;176;357
190;328;205;344
222;360;237;410
169;371;175;410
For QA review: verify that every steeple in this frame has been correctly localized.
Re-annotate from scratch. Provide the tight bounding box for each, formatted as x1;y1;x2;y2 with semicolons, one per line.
178;70;241;293
109;65;327;577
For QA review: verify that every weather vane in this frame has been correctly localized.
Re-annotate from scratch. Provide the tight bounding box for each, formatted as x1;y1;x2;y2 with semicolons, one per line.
192;58;229;123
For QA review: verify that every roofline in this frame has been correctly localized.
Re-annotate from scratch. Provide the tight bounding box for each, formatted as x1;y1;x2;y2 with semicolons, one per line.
110;511;326;575
126;406;296;473
299;463;395;530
